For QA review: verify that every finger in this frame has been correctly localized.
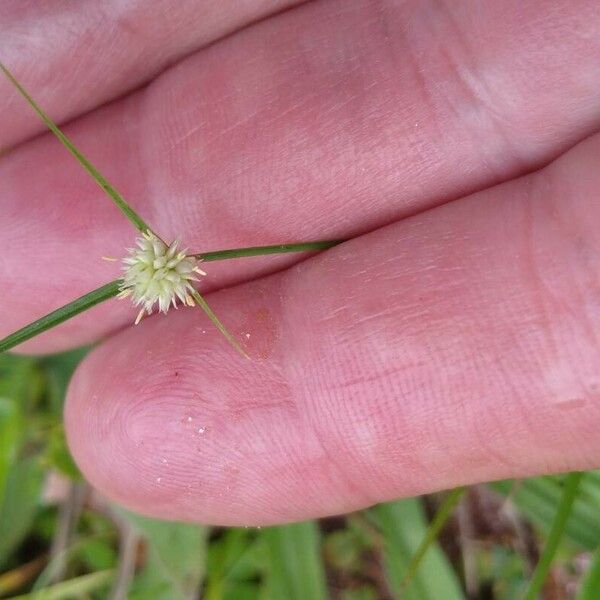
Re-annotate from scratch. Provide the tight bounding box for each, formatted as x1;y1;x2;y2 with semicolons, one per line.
3;0;600;353
0;0;304;149
65;131;600;525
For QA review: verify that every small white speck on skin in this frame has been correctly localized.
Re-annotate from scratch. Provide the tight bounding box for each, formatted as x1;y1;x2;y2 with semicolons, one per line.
198;427;205;434
245;333;250;339
156;477;162;483
187;416;193;422
161;458;168;464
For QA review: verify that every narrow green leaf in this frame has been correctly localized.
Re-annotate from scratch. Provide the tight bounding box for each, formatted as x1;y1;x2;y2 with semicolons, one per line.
370;497;465;600
490;475;600;549
0;458;44;568
0;241;340;354
205;528;260;599
262;521;328;600
121;510;207;600
398;488;466;595
0;398;22;507
195;240;342;262
40;348;89;414
45;424;82;480
190;290;249;359
0;280;121;354
30;534;115;593
9;570;113;600
522;472;584;600
0;61;151;233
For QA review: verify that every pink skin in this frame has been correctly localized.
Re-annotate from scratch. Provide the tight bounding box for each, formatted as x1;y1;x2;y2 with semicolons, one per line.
2;0;600;524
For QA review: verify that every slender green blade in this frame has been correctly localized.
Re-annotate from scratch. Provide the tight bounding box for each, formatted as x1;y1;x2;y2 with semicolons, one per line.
370;496;465;600
398;487;466;595
0;458;44;569
0;61;151;234
522;472;584;600
122;511;208;600
0;280;122;353
205;528;260;599
190;290;249;359
9;570;113;600
195;240;342;262
490;474;600;549
262;521;328;600
0;398;22;523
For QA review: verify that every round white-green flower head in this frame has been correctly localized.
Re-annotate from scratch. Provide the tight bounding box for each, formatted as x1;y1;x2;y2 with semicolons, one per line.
118;231;205;324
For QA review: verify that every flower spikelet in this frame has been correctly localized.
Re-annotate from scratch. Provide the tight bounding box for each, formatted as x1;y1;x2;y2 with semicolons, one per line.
118;231;205;324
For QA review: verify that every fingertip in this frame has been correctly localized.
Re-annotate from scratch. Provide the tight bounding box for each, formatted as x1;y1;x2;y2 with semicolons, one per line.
63;287;355;525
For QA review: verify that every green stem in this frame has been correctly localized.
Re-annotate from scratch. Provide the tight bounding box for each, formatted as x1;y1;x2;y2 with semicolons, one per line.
399;487;466;594
0;61;152;234
0;241;341;354
522;472;584;600
190;290;249;359
0;280;122;353
194;240;342;261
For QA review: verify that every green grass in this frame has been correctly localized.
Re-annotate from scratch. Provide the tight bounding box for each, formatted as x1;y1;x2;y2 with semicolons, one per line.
0;351;598;599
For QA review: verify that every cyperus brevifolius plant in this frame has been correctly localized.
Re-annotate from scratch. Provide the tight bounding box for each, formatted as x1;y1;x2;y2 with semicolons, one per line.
0;61;340;356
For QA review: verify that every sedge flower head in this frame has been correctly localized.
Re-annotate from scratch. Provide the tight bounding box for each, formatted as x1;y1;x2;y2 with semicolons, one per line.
118;231;206;324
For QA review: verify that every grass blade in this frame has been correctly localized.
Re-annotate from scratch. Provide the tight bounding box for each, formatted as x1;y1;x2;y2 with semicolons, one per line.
0;280;122;354
0;61;151;234
0;241;339;354
189;290;249;359
0;398;22;510
262;521;328;600
398;487;466;594
522;471;584;600
121;510;208;600
369;497;465;600
0;458;45;570
9;569;113;600
195;240;342;262
490;475;600;549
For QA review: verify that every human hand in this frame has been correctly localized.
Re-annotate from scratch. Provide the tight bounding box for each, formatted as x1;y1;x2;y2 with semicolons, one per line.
1;0;599;525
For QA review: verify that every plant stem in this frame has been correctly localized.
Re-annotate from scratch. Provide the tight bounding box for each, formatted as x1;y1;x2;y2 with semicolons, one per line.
194;240;342;261
0;240;340;354
190;290;249;359
399;486;466;594
0;280;122;353
0;61;152;234
522;472;584;600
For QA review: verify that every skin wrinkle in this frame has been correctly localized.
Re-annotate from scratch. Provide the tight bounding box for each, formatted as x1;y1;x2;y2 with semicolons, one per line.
0;0;309;151
534;174;600;351
517;181;599;407
283;260;435;501
278;281;401;507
